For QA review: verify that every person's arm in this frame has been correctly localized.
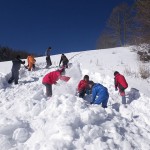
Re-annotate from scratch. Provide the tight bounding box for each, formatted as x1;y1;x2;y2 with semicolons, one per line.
21;60;25;64
59;57;62;66
17;58;25;64
77;81;82;91
114;77;118;90
80;82;87;91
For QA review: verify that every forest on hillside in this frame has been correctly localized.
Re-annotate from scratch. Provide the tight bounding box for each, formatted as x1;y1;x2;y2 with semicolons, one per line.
0;46;37;62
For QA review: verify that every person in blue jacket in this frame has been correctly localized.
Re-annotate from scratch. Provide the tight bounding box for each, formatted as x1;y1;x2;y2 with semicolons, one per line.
88;81;109;108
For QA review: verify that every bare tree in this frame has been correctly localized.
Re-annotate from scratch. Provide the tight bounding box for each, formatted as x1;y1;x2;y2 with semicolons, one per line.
97;1;150;49
136;0;150;26
96;29;118;49
106;3;133;46
135;0;150;43
97;2;136;49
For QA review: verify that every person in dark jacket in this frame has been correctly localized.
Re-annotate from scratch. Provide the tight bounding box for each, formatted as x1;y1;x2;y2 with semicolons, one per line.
45;47;52;68
77;75;89;98
114;71;128;104
8;55;25;84
88;81;109;108
59;54;69;68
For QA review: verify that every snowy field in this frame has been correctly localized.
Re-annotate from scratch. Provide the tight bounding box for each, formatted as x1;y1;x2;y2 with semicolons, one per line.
0;47;150;150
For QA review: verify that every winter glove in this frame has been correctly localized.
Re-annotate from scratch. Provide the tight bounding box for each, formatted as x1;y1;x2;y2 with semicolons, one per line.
22;61;25;64
90;102;93;104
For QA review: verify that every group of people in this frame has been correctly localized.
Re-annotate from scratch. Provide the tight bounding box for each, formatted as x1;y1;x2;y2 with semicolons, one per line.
76;72;128;108
77;75;109;108
8;47;69;85
8;54;36;84
45;47;69;69
42;69;128;108
8;46;128;108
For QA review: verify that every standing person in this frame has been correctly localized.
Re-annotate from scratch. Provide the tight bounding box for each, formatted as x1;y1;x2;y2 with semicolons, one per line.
114;71;128;104
77;75;89;98
88;81;109;108
27;55;36;71
8;55;25;85
42;68;69;97
59;54;69;68
45;47;52;68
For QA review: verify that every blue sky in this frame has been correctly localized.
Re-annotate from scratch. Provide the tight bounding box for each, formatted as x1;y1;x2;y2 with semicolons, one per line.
0;0;133;55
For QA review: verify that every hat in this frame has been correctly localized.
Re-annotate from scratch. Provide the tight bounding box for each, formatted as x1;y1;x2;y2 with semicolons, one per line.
114;71;119;76
88;80;94;85
83;75;89;80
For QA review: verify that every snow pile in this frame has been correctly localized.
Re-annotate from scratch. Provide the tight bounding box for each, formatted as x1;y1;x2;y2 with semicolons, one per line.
0;47;150;150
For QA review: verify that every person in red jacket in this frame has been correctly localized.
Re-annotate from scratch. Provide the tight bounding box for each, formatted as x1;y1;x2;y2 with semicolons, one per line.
77;75;89;98
42;68;65;97
114;71;128;104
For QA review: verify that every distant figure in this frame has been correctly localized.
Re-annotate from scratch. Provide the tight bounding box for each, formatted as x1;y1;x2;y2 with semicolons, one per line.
59;54;69;68
114;71;128;104
45;47;52;68
8;55;25;85
77;75;89;98
42;68;69;97
27;55;36;71
88;81;109;108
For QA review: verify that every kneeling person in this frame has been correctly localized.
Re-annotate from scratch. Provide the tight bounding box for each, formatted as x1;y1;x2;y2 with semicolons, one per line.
88;81;109;108
77;75;89;98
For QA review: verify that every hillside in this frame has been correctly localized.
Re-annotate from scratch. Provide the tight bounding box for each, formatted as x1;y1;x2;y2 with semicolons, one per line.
0;47;150;150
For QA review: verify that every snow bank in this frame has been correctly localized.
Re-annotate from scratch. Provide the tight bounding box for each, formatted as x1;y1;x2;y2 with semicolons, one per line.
0;47;150;149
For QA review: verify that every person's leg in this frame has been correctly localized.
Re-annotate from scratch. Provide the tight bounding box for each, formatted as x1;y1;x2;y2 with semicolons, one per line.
79;90;86;98
63;61;68;68
122;95;126;104
32;64;35;69
120;91;126;104
46;56;50;68
49;57;52;66
28;62;32;71
14;71;19;84
102;97;109;108
45;84;52;97
8;71;15;84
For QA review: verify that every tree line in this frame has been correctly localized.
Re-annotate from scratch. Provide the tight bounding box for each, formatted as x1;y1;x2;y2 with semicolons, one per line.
0;46;32;62
97;0;150;49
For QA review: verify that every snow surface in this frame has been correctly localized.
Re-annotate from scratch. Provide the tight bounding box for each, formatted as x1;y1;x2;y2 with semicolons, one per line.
0;47;150;150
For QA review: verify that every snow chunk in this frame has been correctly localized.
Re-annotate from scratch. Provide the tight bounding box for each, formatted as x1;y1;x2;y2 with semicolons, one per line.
13;128;29;143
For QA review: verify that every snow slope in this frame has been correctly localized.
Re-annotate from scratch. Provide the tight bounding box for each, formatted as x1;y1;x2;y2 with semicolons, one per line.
0;47;150;150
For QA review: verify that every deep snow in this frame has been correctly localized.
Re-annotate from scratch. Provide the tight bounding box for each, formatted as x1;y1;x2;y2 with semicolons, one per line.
0;47;150;150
